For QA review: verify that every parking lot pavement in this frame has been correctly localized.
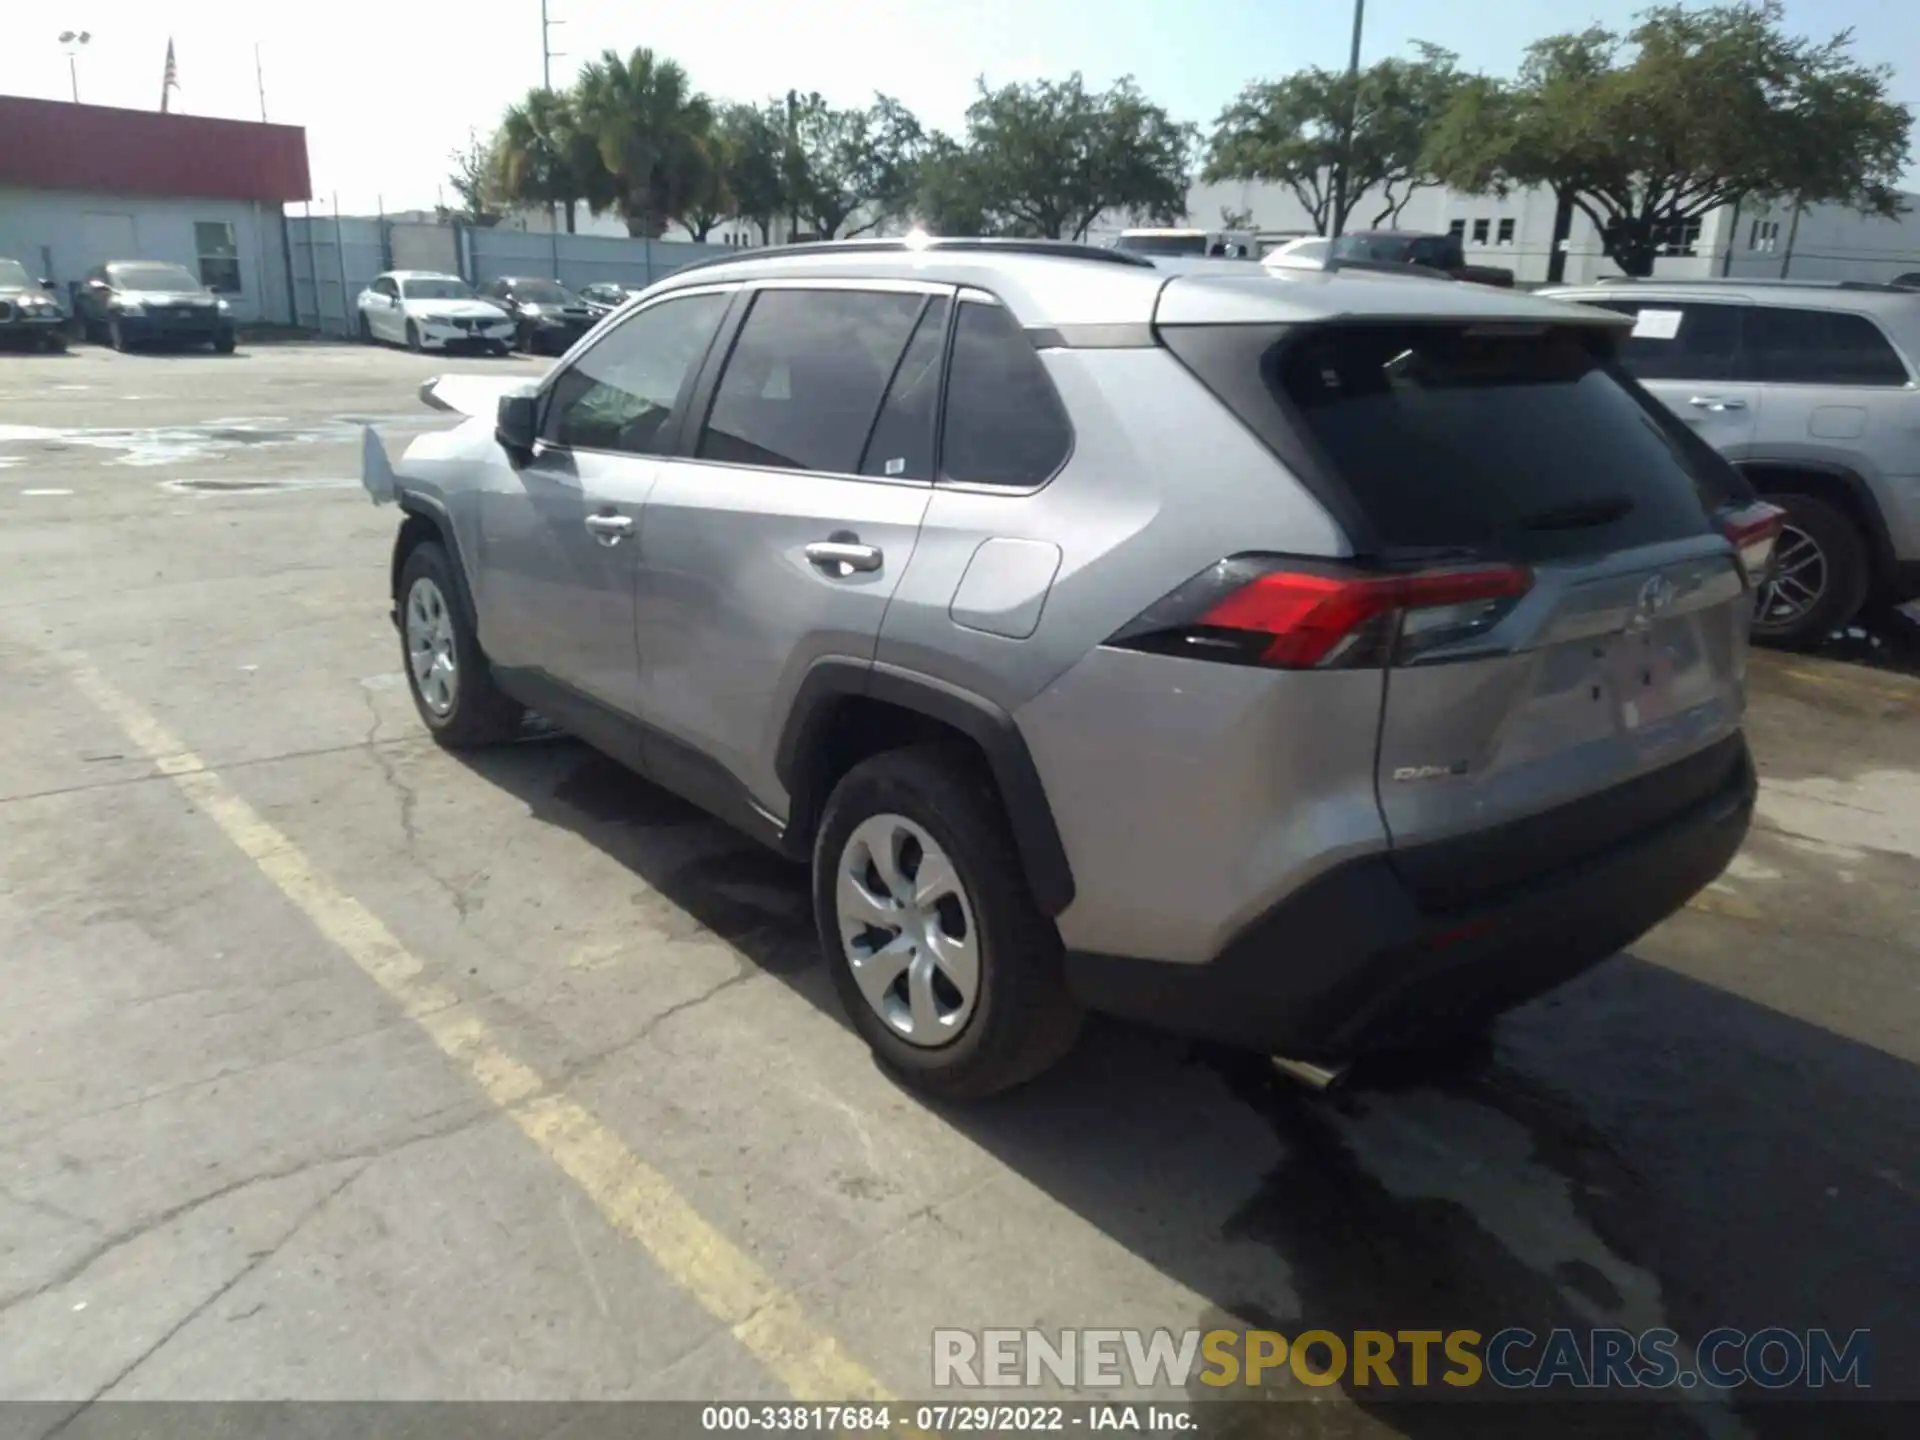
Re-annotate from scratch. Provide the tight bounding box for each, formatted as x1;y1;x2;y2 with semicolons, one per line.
1;343;1915;1434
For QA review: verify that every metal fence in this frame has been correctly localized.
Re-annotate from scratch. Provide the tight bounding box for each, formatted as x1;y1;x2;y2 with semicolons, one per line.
285;215;730;336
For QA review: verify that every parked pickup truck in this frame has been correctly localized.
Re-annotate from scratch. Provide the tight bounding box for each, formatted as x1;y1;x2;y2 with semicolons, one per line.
1332;231;1516;287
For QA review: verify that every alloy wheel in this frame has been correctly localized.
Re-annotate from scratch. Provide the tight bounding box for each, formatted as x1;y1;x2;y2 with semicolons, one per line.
835;814;980;1047
404;576;459;717
1755;522;1828;630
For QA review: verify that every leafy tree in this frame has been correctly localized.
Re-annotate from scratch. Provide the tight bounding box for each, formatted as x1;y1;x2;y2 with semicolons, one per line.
719;102;789;243
494;88;611;234
910;134;996;235
948;74;1192;239
442;128;504;227
1204;46;1465;235
1425;2;1913;277
788;93;927;238
574;47;718;238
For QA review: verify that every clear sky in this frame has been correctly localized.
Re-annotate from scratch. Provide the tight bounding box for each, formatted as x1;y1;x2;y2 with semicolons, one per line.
3;0;1915;214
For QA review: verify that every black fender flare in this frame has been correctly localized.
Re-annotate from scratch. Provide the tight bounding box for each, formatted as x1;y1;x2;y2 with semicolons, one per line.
776;659;1077;918
391;492;483;637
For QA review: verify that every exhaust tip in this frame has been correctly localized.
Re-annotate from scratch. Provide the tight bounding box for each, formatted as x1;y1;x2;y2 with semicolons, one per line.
1270;1055;1348;1093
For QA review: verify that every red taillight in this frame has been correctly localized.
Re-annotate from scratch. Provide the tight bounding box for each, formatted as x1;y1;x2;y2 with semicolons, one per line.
1107;558;1533;670
1718;501;1786;583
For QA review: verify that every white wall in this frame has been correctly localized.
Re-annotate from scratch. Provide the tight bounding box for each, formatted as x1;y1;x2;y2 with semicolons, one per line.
0;187;293;323
1723;193;1920;284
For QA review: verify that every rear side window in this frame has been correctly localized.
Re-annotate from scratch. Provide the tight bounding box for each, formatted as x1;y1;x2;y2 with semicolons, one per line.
1743;306;1909;386
859;297;949;480
699;288;926;474
939;301;1073;488
1591;301;1742;381
1270;323;1724;560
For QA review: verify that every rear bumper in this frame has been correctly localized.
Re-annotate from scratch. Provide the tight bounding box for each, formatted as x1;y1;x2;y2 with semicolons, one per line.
1065;734;1756;1059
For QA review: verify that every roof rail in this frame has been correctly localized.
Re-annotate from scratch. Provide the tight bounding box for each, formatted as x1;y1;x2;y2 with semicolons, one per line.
1590;274;1920;294
660;236;1160;280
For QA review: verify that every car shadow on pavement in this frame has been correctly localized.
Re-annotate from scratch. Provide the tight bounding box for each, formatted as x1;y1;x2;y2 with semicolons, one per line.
458;736;1916;1440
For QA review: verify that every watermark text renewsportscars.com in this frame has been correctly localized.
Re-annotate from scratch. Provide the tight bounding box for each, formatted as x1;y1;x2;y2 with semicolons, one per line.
931;1327;1872;1392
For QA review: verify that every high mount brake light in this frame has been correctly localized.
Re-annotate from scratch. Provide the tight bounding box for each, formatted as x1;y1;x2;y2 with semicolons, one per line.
1107;558;1534;670
1717;501;1786;584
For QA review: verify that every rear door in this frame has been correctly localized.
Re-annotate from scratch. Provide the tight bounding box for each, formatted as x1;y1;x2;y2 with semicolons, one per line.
633;281;949;812
1586;298;1763;458
1273;321;1753;894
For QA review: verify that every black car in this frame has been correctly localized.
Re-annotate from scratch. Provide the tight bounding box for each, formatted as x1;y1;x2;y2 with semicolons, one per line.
577;281;636;318
479;276;595;354
0;257;67;352
76;261;237;352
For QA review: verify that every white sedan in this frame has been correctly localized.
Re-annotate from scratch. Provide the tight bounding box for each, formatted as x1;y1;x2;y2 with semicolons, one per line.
355;271;515;354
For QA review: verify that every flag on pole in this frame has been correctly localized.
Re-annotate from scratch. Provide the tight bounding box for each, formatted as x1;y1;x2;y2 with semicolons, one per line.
161;38;179;113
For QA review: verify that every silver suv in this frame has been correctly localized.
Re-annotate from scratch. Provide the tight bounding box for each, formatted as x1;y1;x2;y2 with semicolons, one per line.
1543;278;1920;647
367;238;1771;1097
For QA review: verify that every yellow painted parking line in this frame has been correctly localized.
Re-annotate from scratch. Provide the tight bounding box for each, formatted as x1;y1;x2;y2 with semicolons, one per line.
52;650;895;1406
1770;663;1918;707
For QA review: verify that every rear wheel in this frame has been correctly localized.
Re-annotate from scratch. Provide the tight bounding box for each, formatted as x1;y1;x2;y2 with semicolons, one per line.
814;745;1081;1099
396;541;524;747
1751;493;1870;649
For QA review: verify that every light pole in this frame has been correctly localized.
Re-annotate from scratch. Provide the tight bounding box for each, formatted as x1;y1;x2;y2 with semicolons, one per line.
57;30;91;103
1326;0;1366;239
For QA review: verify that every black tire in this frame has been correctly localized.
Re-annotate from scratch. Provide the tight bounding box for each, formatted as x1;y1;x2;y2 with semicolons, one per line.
359;312;374;344
212;332;236;355
1751;493;1870;650
395;540;524;747
813;744;1082;1099
405;319;423;353
108;319;127;352
489;341;511;358
40;330;67;354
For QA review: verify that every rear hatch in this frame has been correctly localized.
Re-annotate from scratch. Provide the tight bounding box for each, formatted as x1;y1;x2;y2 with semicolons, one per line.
1162;307;1766;907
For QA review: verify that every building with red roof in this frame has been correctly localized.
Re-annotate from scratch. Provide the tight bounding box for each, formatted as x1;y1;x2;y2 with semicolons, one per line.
0;94;311;323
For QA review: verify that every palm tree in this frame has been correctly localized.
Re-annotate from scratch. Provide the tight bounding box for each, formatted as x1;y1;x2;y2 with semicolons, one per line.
573;47;717;238
495;87;611;233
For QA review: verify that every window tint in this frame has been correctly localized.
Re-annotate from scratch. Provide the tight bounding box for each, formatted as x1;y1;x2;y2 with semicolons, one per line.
1593;301;1741;382
698;289;925;473
859;297;949;480
1744;306;1909;386
1270;323;1723;560
543;292;727;454
939;301;1073;488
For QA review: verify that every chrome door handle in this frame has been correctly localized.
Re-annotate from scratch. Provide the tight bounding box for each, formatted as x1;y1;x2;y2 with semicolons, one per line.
584;512;633;545
1687;395;1746;412
805;540;883;573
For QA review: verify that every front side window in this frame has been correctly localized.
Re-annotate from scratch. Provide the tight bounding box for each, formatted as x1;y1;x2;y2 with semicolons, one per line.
939;300;1073;488
543;291;729;455
697;288;927;474
1743;306;1909;386
1592;301;1743;382
195;221;240;293
400;276;471;301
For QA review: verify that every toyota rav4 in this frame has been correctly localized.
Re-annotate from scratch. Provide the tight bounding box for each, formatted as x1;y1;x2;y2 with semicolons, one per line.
362;238;1776;1097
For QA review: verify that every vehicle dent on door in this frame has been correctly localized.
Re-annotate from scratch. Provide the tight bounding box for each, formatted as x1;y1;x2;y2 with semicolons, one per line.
475;287;732;715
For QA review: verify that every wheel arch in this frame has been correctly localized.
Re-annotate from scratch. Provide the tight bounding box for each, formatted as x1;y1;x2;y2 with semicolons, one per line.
1738;460;1898;591
390;494;483;637
776;660;1077;917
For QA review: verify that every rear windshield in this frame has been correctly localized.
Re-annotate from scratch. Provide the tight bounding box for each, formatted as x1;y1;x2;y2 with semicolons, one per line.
1268;323;1732;560
1116;235;1207;257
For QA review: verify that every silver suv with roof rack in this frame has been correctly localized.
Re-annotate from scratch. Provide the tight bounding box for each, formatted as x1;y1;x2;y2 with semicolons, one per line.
363;237;1774;1096
1544;276;1920;646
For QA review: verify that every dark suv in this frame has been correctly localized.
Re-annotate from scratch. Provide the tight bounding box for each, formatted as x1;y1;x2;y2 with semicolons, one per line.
75;261;235;353
479;276;595;355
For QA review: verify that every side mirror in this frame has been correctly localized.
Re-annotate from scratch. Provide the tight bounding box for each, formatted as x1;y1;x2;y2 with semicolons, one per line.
496;394;537;466
39;277;55;290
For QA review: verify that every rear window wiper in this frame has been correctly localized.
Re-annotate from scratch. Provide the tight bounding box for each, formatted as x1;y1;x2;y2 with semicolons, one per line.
1517;495;1635;532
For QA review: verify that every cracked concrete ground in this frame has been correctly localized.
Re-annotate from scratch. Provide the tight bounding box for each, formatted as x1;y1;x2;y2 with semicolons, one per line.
2;345;1917;1436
